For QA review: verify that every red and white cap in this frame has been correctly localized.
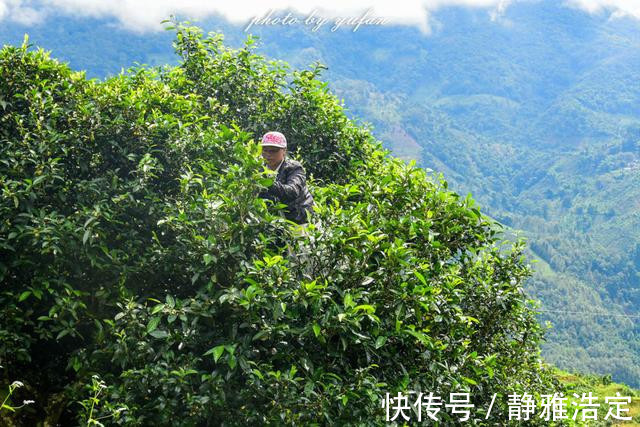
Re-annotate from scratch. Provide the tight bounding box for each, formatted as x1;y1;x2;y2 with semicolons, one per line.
261;131;287;149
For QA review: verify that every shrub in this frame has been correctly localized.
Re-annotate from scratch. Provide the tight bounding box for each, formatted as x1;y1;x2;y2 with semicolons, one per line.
0;25;559;425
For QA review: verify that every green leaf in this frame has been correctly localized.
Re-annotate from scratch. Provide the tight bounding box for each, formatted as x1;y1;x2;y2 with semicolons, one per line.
312;324;321;337
149;329;169;339
343;293;354;308
304;381;315;396
225;344;237;356
32;175;46;186
191;272;200;284
361;276;374;286
354;304;375;314
258;177;273;187
252;330;268;341
147;316;161;333
228;354;237;369
415;271;427;286
374;336;387;349
204;345;225;363
486;366;494;379
461;376;477;385
165;294;175;308
18;291;31;302
72;357;82;372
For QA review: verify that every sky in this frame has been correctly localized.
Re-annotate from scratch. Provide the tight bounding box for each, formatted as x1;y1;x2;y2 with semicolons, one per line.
0;0;639;33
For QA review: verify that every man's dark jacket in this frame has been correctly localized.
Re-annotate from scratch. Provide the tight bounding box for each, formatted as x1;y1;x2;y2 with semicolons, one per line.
261;158;314;224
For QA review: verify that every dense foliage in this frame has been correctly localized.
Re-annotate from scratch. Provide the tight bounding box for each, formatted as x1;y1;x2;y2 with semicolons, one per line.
5;2;638;387
1;24;559;425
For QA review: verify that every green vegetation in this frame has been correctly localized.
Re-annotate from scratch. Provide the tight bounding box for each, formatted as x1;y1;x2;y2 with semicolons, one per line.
0;24;561;424
3;1;639;387
1;379;34;414
555;368;640;426
317;7;640;387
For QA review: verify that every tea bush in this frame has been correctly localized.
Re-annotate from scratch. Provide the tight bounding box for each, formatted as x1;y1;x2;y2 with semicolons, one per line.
0;24;559;425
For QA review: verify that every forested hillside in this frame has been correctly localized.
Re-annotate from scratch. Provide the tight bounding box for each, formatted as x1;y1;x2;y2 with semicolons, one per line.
0;24;561;425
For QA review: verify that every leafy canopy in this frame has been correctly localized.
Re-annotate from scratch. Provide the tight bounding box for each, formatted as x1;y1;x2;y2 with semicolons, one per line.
0;24;558;425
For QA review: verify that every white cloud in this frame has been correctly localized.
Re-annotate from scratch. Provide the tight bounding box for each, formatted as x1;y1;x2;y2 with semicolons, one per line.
0;0;638;32
12;5;44;25
490;0;511;22
36;0;441;33
1;0;45;25
564;0;640;20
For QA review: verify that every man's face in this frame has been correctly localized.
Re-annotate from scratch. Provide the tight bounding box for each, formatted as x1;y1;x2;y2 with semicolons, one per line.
262;146;285;170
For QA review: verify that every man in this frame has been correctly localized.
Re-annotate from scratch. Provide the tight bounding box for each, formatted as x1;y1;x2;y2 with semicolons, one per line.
260;131;314;224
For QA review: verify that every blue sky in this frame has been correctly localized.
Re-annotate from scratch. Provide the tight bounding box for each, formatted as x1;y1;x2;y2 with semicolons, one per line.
0;0;638;33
